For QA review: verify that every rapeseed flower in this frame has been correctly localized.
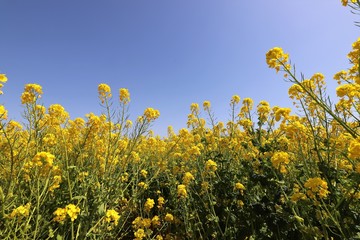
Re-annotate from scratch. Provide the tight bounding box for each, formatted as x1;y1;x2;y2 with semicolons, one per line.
231;95;240;105
140;169;148;178
151;215;161;227
342;0;358;6
266;47;289;72
157;196;165;209
271;151;290;173
205;159;217;172
32;151;55;168
21;83;43;104
119;88;130;104
8;203;31;219
138;181;148;189
98;83;112;103
203;100;211;111
65;204;81;221
190;103;200;114
48;104;69;124
143;107;160;121
177;184;187;198
304;177;329;199
105;209;120;226
348;137;360;159
164;213;174;222
0;74;7;83
49;175;62;192
291;184;307;202
235;182;245;195
144;198;155;212
183;172;195;185
53;207;67;224
0;105;8;119
0;74;7;95
134;228;146;240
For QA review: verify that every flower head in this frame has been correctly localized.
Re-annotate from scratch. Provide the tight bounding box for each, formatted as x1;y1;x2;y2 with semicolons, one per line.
8;203;31;219
98;83;112;103
144;198;155;212
0;74;7;83
304;177;329;199
119;88;130;104
105;209;120;226
0;105;8;119
65;204;81;221
266;47;289;73
177;184;187;198
143;108;160;121
21;83;43;104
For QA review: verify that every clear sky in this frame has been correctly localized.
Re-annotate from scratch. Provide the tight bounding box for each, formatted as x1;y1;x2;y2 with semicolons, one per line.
1;0;359;136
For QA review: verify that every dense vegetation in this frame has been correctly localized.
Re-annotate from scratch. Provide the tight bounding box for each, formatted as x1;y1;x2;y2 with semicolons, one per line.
1;1;360;239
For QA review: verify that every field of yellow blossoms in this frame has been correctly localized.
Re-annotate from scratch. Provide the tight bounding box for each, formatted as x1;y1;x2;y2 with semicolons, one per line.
1;1;360;239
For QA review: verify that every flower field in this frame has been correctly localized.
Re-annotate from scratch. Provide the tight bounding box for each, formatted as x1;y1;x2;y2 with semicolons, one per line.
1;1;360;239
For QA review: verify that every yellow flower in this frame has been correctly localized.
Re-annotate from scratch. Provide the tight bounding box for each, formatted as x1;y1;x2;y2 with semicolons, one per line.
273;107;291;122
271;151;290;171
151;215;161;227
144;198;155;212
348;137;360;159
288;84;304;100
21;83;43;104
119;88;130;104
132;217;143;229
98;83;112;103
266;47;289;73
49;175;62;192
65;204;81;221
157;196;165;208
0;74;7;95
138;181;148;189
48;104;69;124
291;184;307;202
231;95;241;105
235;182;245;195
336;84;358;98
105;209;120;226
9;203;31;219
239;119;252;128
304;177;329;199
183;172;195;185
134;228;146;240
190;103;199;114
125;119;133;128
53;207;67;223
177;184;187;198
43;133;57;146
205;159;218;172
257;101;271;121
0;74;7;83
164;213;174;222
342;0;357;6
241;98;254;113
356;164;360;174
0;105;8;119
143;107;160;121
155;235;164;240
140;169;148;178
203;100;211;110
32;151;55;168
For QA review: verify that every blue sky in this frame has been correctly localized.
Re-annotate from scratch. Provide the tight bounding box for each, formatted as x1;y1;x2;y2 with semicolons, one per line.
0;0;358;136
